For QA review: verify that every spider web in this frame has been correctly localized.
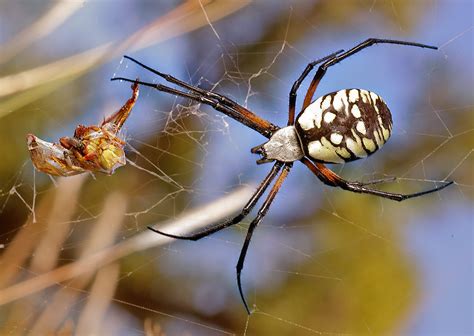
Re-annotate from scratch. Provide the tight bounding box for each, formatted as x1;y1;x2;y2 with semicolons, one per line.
0;1;472;335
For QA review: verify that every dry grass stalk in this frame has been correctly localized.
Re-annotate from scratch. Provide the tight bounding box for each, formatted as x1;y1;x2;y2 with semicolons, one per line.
75;263;121;335
0;175;86;289
0;0;251;115
0;2;83;64
30;175;88;273
0;175;87;334
28;193;127;334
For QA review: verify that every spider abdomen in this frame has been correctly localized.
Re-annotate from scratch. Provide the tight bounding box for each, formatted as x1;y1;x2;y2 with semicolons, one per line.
295;89;392;164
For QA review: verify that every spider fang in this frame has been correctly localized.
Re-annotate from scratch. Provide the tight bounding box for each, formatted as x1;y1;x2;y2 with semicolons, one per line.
251;126;304;164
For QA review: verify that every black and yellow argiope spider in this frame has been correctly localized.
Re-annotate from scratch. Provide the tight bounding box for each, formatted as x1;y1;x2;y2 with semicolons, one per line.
112;38;453;314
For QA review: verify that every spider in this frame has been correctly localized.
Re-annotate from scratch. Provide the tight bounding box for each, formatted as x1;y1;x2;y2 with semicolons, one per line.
27;82;139;176
111;38;453;314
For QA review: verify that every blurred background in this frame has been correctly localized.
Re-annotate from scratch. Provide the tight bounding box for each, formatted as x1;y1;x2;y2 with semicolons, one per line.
0;1;472;335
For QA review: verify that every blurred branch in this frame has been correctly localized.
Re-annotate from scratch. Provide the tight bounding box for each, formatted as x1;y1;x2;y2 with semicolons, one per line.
0;1;83;64
29;192;127;334
0;175;87;289
76;263;121;335
0;185;254;306
0;0;251;115
30;175;87;272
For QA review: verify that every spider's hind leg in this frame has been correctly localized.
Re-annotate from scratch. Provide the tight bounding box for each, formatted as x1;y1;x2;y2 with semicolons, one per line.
302;158;453;202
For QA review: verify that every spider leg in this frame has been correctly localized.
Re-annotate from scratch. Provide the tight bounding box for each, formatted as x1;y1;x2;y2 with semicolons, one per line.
111;77;278;138
148;162;284;240
302;38;438;110
124;56;249;109
236;163;291;314
118;56;279;138
356;176;397;186
287;49;344;126
301;158;453;202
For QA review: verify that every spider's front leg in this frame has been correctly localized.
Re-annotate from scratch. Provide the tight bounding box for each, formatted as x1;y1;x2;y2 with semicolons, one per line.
301;38;438;110
287;49;344;125
118;56;278;136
